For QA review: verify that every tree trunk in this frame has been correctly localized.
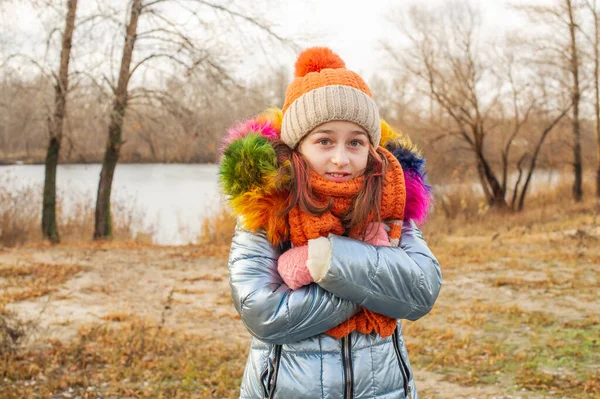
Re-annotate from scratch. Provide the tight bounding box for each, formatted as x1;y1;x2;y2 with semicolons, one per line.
567;0;583;202
573;128;583;201
94;120;121;239
518;106;570;211
476;161;493;204
477;151;506;208
597;164;600;198
511;154;527;211
593;1;600;198
94;0;143;239
519;132;552;212
501;151;509;199
42;0;78;242
42;137;60;242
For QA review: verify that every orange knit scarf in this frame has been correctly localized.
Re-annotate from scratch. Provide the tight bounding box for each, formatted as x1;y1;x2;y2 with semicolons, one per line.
287;147;406;339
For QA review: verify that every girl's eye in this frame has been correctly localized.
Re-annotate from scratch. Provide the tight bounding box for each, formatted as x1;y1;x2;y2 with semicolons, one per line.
349;140;364;147
318;139;331;146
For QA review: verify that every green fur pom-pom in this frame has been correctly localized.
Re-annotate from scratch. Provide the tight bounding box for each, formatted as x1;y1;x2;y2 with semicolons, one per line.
219;133;279;198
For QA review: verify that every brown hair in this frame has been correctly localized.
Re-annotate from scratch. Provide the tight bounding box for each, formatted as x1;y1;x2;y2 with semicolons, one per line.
272;140;387;236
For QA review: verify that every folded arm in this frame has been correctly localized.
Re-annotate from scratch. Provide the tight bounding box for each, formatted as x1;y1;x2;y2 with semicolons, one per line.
228;221;360;344
307;220;442;320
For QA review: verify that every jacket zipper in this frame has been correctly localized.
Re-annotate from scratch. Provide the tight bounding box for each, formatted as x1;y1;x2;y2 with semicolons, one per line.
342;334;354;399
393;327;413;398
262;344;282;399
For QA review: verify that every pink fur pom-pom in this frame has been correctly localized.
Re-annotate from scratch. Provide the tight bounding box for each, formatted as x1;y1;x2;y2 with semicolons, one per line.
404;170;432;225
222;118;279;147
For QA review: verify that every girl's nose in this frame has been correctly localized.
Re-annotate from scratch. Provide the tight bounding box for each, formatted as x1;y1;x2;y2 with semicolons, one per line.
331;147;349;167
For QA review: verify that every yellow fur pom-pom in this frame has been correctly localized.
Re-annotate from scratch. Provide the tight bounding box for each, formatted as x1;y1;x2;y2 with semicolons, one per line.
258;108;283;134
231;188;288;245
379;119;420;153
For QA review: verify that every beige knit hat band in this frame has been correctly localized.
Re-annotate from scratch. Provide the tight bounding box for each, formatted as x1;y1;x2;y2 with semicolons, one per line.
281;85;381;149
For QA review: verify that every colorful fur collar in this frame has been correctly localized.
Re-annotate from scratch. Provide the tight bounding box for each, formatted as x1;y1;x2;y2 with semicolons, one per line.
219;108;432;245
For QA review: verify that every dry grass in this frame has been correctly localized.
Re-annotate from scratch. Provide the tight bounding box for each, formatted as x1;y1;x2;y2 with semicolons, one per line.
191;207;237;259
0;263;84;305
0;318;246;399
79;284;112;295
407;180;600;398
101;312;130;322
181;275;224;283
423;174;598;239
173;288;206;295
169;180;599;396
0;308;29;357
0;173;152;248
0;174;38;247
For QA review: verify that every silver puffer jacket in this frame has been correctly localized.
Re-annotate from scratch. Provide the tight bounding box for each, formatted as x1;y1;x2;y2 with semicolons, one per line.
228;219;442;399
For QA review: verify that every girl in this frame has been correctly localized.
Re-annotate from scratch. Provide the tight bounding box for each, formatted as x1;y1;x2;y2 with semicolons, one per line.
220;47;442;399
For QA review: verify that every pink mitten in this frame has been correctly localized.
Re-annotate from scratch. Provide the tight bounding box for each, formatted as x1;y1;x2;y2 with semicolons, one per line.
277;245;312;290
364;222;391;247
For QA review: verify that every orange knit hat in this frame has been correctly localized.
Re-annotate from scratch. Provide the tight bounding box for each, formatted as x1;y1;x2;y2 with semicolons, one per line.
281;47;381;149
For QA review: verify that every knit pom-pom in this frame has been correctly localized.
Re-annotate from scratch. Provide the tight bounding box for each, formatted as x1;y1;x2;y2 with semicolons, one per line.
295;47;345;77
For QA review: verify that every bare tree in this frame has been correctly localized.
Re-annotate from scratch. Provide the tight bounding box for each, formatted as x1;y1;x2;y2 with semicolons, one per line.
382;2;577;211
384;3;510;208
516;0;586;202
0;74;49;160
567;0;584;201
2;0;117;241
2;0;82;242
42;0;79;242
93;0;142;240
498;49;535;208
584;0;600;197
493;43;574;211
93;0;291;239
513;76;573;211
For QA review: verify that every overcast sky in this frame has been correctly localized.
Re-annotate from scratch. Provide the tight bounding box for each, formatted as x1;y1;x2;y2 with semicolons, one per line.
272;0;555;80
2;0;556;82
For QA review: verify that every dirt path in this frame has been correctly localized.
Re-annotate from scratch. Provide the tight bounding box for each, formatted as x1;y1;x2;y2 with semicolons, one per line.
1;233;596;399
2;246;249;345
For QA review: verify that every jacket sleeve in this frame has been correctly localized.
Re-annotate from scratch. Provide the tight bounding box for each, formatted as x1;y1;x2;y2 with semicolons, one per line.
228;220;360;344
307;220;442;321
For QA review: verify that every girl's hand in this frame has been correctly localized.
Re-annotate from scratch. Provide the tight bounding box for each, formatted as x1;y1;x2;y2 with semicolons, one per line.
364;222;391;247
277;245;313;290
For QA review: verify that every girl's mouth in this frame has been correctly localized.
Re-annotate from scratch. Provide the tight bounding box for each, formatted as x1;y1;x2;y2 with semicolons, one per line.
326;172;351;182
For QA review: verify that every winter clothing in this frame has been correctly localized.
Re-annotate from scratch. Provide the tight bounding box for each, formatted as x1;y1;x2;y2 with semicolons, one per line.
288;147;405;248
281;47;381;149
219;46;441;398
219;108;441;398
364;222;392;247
276;222;390;294
228;220;441;399
219;109;431;248
284;146;405;339
277;245;311;290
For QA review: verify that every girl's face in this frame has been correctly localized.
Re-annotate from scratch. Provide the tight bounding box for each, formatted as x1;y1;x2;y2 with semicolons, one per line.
298;120;370;183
